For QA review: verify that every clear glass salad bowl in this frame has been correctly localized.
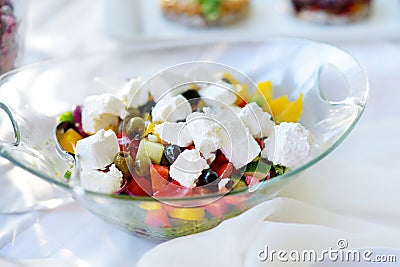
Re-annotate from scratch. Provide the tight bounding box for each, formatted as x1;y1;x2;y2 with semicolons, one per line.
0;38;368;241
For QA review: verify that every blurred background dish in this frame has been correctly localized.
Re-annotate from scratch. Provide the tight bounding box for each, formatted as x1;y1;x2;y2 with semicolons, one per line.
291;0;372;24
160;0;250;27
0;0;25;75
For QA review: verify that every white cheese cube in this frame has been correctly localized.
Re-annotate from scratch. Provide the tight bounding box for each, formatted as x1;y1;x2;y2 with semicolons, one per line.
80;164;123;194
239;102;275;138
186;112;222;160
151;94;192;123
169;149;209;188
75;129;120;170
82;93;127;134
220;119;261;169
116;77;149;109
154;122;193;147
198;82;237;106
261;122;313;169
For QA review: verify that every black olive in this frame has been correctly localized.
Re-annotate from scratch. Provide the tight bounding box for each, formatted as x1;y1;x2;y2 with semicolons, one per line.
139;100;155;113
162;145;182;165
181;89;201;106
196;169;219;186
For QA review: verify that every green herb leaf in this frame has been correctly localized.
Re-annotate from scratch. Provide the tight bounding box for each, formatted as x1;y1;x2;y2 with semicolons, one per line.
198;0;222;22
64;170;72;179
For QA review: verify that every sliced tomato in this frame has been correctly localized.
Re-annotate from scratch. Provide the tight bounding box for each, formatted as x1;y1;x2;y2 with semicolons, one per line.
153;182;192;198
254;138;264;149
144;209;171;228
126;176;152;196
236;98;248;108
210;150;229;172
150;164;170;193
151;164;169;179
217;163;234;179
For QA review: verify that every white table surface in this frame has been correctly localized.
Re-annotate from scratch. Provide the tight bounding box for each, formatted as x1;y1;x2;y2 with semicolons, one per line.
1;0;400;266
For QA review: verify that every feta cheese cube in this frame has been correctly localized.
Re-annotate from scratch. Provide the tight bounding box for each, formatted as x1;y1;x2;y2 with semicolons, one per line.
219;118;261;169
239;102;275;138
198;81;237;106
82;93;127;134
186;112;222;160
154;122;193;147
75;129;120;170
169;149;209;188
151;94;192;123
116;77;149;109
261;122;313;169
80;164;123;194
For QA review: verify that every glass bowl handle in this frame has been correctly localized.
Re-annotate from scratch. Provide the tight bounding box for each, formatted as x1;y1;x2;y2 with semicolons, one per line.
0;101;20;147
316;50;369;109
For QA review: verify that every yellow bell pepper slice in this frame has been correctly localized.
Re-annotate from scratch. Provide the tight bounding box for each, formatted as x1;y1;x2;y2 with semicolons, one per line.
144;122;160;141
58;128;83;154
168;207;205;221
251;80;303;124
139;201;162;211
269;93;303;124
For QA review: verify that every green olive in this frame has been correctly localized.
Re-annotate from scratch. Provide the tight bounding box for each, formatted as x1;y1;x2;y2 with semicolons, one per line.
114;151;133;179
125;117;145;140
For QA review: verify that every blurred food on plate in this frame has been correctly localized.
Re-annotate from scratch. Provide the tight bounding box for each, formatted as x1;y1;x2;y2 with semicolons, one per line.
160;0;250;27
291;0;372;24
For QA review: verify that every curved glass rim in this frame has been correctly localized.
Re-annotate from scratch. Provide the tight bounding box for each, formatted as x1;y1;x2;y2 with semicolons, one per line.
0;37;369;203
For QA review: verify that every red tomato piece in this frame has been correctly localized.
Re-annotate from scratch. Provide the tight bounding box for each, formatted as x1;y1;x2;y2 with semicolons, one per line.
151;164;169;179
150;164;170;193
153;183;192;198
217;163;234;179
126;176;152;196
254;138;265;150
210;150;229;172
144;209;171;228
237;98;247;108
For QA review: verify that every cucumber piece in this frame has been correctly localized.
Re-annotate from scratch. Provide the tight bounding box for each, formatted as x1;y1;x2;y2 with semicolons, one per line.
229;172;247;190
135;139;164;176
244;161;271;180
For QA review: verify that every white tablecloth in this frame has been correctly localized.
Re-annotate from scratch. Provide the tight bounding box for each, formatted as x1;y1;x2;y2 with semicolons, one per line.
1;0;400;266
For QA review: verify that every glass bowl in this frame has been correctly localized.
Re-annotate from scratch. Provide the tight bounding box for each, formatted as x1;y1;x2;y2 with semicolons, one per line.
0;38;369;241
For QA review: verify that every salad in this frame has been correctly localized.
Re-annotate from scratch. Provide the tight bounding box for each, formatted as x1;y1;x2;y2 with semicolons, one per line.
56;70;313;201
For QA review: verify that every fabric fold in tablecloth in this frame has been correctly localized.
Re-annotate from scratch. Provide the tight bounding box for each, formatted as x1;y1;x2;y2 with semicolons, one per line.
138;119;400;267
